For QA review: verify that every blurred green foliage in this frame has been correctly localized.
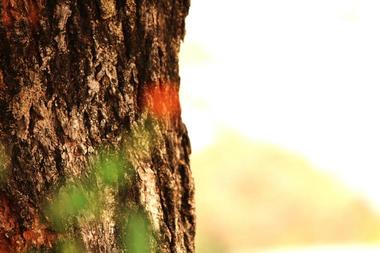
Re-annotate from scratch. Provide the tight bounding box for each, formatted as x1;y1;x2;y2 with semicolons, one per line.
44;148;127;232
93;149;128;186
53;239;84;253
44;183;97;231
120;212;152;253
126;116;161;158
42;145;154;252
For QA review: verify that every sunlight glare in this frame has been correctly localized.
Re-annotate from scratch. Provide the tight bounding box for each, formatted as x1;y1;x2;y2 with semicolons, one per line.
180;0;380;211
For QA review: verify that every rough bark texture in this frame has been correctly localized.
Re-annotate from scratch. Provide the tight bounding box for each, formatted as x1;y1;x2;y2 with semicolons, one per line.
0;0;194;252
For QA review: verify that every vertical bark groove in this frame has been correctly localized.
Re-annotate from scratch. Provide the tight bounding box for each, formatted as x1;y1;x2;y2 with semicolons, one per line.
0;0;194;252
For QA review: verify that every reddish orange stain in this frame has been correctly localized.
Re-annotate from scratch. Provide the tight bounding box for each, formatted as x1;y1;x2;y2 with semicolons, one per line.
0;196;17;234
142;82;181;119
26;0;39;28
1;0;41;28
0;195;19;251
1;0;11;27
0;241;11;253
0;70;5;90
23;229;45;246
0;195;56;251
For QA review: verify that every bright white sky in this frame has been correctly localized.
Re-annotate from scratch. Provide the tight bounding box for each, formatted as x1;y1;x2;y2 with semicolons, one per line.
179;0;380;210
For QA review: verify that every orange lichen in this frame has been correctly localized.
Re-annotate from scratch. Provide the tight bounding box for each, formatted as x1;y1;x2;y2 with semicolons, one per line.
141;82;181;119
0;195;57;251
0;195;17;235
1;0;42;28
0;69;5;90
0;195;21;251
1;0;11;27
26;0;40;28
23;217;56;248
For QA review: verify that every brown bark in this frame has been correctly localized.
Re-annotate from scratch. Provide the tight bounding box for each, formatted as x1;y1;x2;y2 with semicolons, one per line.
0;0;194;252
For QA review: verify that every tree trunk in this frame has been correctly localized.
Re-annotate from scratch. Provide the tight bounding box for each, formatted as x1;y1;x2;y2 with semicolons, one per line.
0;0;194;252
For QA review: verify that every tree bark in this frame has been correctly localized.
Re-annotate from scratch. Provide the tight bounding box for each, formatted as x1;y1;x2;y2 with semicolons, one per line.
0;0;194;252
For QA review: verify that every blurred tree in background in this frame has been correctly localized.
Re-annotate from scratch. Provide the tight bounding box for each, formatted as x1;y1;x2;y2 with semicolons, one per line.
194;131;380;253
0;0;194;252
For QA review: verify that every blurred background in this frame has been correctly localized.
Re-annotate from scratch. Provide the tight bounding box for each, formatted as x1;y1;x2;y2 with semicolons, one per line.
178;0;380;252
